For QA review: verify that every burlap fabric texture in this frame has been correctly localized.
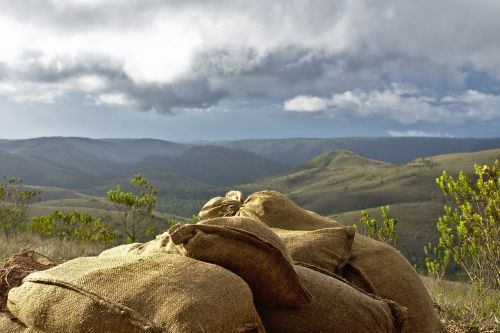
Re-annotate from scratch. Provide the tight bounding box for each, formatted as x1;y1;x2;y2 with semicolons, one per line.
257;264;406;333
98;231;178;257
199;190;443;333
0;311;26;333
7;253;266;333
343;234;444;333
168;216;312;307
272;226;356;274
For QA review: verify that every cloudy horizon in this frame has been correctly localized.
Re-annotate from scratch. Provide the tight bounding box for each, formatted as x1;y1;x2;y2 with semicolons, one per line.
1;0;499;141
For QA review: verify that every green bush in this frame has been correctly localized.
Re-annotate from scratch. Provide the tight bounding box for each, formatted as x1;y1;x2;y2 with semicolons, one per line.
426;160;500;290
359;205;398;247
29;210;117;246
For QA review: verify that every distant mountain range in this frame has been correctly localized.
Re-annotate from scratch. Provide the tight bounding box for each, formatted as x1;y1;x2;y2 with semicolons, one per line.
1;135;499;191
217;137;500;165
1;136;499;264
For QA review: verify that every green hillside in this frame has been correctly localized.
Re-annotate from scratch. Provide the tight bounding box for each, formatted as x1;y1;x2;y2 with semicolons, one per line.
237;148;500;266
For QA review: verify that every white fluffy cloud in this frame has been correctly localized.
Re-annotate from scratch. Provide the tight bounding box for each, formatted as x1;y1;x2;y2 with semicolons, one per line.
387;130;454;138
284;86;500;124
1;0;500;115
284;95;328;112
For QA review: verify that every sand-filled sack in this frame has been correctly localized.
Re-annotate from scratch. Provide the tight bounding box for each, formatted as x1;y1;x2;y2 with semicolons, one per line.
237;191;343;230
272;226;356;274
98;231;178;257
7;254;266;333
198;190;245;221
257;264;406;333
343;234;442;333
168;216;312;307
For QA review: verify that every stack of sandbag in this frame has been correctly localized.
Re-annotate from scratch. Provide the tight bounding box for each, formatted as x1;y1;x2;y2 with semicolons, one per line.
4;189;442;332
167;216;406;333
199;190;443;333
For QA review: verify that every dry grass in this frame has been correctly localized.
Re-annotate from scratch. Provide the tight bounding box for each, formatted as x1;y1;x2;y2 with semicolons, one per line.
422;277;500;333
0;232;111;263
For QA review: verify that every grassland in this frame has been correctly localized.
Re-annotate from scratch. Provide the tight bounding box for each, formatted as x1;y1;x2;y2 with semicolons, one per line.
239;148;500;268
422;277;500;333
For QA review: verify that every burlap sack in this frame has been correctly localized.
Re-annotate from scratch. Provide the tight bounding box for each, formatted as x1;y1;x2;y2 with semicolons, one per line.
272;226;356;274
343;234;442;333
7;254;266;333
238;191;343;230
168;216;312;307
99;231;178;257
1;311;26;333
257;264;406;333
198;191;245;220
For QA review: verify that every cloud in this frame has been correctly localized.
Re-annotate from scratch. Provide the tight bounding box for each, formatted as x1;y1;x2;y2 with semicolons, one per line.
387;130;454;138
284;95;328;112
1;0;500;115
89;93;132;106
283;86;500;124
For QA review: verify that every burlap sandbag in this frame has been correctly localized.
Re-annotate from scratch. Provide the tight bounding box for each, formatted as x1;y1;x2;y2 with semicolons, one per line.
7;254;266;333
343;234;442;333
1;311;26;333
272;226;356;274
198;191;245;220
168;216;312;307
257;264;406;333
98;231;178;257
238;191;343;230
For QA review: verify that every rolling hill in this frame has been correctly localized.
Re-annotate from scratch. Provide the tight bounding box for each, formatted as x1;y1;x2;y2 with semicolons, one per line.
134;145;289;186
235;148;500;264
217;137;500;166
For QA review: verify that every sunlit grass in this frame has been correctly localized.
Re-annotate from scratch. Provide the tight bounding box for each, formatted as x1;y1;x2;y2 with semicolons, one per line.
423;277;500;333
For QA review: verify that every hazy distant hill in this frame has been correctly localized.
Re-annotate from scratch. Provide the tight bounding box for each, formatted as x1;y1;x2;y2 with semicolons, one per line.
217;137;500;166
0;137;189;163
134;145;289;186
0;150;106;188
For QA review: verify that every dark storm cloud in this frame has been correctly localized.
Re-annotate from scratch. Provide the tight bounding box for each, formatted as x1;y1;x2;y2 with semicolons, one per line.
1;0;500;123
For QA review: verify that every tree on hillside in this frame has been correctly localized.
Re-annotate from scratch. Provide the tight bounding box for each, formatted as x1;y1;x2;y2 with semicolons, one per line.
107;174;158;242
426;160;500;290
0;177;40;234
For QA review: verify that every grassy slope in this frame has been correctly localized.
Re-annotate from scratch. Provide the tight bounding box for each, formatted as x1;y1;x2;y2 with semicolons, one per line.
238;148;500;264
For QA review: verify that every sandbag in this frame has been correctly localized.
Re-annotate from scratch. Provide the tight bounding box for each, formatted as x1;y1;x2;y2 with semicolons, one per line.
98;231;178;257
238;191;343;230
343;234;442;333
272;226;356;274
168;216;312;307
0;311;26;333
198;191;245;220
257;264;406;333
7;254;266;333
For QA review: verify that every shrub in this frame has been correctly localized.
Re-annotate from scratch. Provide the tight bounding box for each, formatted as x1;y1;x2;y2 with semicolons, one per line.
29;210;117;246
0;177;40;234
359;206;398;247
426;160;499;290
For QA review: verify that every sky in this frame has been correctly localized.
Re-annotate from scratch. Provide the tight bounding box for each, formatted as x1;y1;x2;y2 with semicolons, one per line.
0;0;500;141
